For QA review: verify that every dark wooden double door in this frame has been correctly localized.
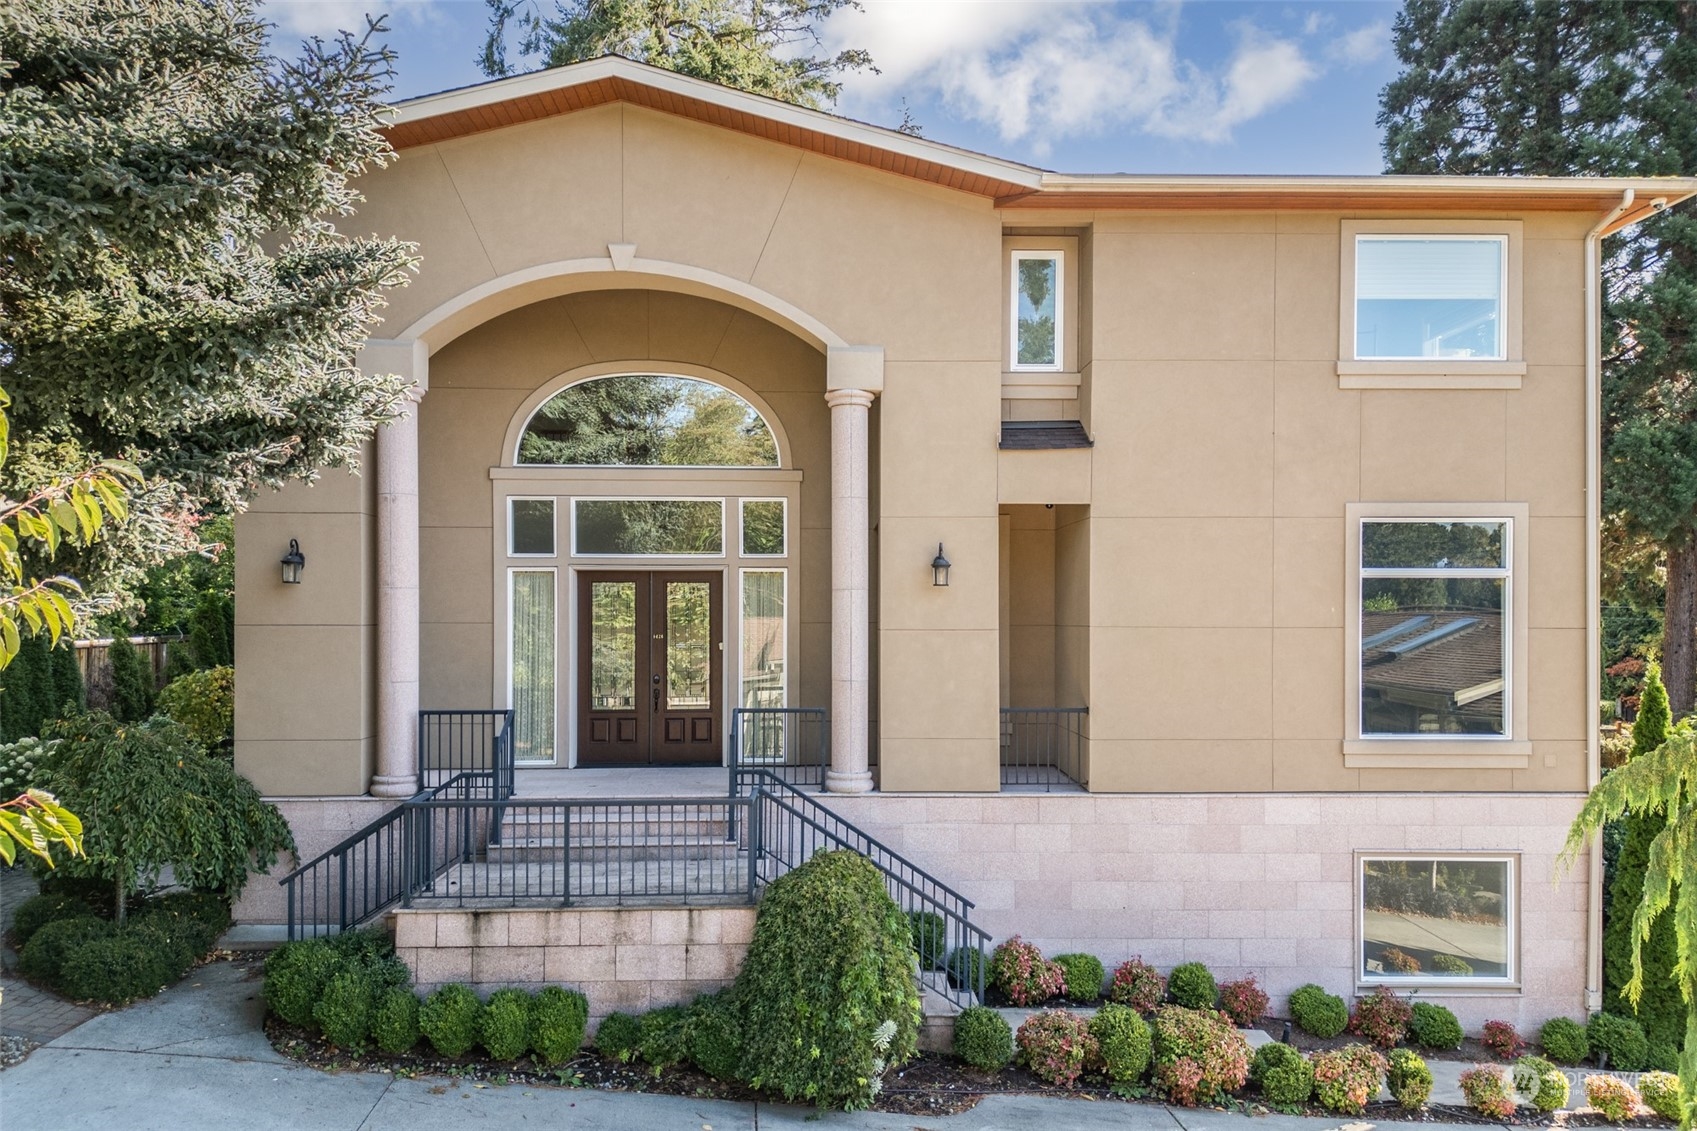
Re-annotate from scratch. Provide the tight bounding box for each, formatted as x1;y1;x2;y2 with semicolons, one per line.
577;571;722;766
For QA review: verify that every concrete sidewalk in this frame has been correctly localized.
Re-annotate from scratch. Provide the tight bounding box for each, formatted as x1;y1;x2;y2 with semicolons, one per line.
0;959;1647;1130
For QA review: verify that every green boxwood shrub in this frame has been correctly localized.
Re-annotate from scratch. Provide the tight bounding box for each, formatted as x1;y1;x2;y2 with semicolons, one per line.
595;1011;642;1061
908;911;946;970
683;991;741;1081
10;892;96;946
1539;1016;1589;1064
1515;1054;1569;1113
1251;1041;1314;1107
58;933;172;1003
1150;1005;1250;1106
1089;1003;1152;1084
19;915;115;984
1408;1002;1463;1050
262;931;407;1033
419;984;485;1058
953;1005;1013;1071
1166;962;1218;1010
1648;1040;1679;1073
531;986;589;1066
1289;983;1348;1039
1053;953;1106;1001
126;917;198;983
636;1005;690;1073
947;945;986;992
1638;1070;1682;1121
733;850;920;1110
481;988;534;1062
1588;1011;1650;1071
373;988;421;1054
1313;1044;1388;1116
314;969;377;1051
1387;1048;1432;1110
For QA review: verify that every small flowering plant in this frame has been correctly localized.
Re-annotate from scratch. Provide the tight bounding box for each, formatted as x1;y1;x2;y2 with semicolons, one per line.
989;936;1065;1007
1313;1044;1388;1115
1460;1065;1518;1120
1016;1010;1097;1087
1348;986;1412;1048
1480;1019;1525;1061
1219;975;1270;1027
1108;957;1166;1013
0;736;57;799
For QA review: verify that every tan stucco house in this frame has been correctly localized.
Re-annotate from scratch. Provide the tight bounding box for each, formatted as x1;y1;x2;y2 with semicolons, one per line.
234;56;1697;1028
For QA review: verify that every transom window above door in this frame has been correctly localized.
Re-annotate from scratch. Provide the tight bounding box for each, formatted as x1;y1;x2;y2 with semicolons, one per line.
517;375;780;467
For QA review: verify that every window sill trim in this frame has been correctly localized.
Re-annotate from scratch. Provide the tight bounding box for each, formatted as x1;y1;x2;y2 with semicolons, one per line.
1337;360;1525;390
1357;982;1521;996
1344;741;1531;769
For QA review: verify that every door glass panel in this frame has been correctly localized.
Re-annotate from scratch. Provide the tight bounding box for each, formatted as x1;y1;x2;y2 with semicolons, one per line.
589;581;637;709
741;571;785;710
510;571;556;762
666;580;712;709
574;499;724;555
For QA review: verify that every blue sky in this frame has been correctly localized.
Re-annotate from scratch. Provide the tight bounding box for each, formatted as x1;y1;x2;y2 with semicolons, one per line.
262;0;1404;174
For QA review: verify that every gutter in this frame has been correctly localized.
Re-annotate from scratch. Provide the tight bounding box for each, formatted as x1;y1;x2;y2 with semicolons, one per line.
1585;189;1636;1014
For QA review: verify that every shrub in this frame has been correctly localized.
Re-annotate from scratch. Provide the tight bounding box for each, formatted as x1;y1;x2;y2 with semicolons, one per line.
1219;976;1269;1027
1586;1073;1641;1123
1379;946;1422;974
1150;1005;1250;1106
1515;1054;1569;1113
1250;1041;1314;1107
531;986;589;1066
947;945;986;992
1431;953;1475;976
1408;1002;1463;1050
1349;986;1412;1048
1638;1070;1682;1121
372;988;420;1054
1312;1044;1388;1115
989;936;1065;1007
1288;983;1348;1039
156;666;235;752
1481;1019;1526;1060
481;989;534;1062
106;636;155;723
125;916;199;983
733;850;919;1110
683;992;741;1081
1016;1010;1096;1088
137;890;232;947
953;1005;1014;1071
314;969;377;1051
1053;953;1106;1002
263;940;337;1028
636;1005;690;1073
419;984;484;1058
1539;1016;1590;1064
19;915;114;984
1649;1040;1679;1073
1460;1065;1517;1119
58;933;171;1003
1387;1048;1433;1110
1108;957;1166;1013
1167;962;1218;1010
11;891;96;946
1089;1003;1152;1084
908;911;946;970
1588;1011;1649;1071
595;1011;641;1061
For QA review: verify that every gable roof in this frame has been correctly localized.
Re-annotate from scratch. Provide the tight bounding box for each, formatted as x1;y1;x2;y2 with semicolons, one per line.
388;56;1697;225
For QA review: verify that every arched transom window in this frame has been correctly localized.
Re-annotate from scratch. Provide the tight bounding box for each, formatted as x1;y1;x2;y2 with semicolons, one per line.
517;375;780;467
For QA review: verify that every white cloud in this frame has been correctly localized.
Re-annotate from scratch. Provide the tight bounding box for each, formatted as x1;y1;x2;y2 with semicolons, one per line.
825;1;1323;152
1328;21;1392;66
262;0;450;41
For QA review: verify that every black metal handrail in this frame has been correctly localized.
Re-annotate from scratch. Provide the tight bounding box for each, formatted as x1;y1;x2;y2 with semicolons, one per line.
419;709;515;799
1000;706;1088;791
729;706;828;790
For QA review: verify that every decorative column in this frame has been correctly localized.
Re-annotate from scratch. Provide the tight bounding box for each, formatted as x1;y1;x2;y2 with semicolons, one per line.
824;346;884;795
367;339;429;799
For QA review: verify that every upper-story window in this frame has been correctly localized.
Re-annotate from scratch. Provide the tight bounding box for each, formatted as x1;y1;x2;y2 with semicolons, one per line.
517;375;779;467
1354;236;1506;360
1010;251;1064;371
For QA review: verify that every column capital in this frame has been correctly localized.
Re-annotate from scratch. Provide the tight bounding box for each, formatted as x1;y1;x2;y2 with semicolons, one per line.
824;387;876;410
358;337;430;396
826;344;883;394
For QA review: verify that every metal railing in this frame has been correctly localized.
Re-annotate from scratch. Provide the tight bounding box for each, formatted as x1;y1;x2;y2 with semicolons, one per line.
419;709;515;799
730;706;828;789
1000;706;1088;791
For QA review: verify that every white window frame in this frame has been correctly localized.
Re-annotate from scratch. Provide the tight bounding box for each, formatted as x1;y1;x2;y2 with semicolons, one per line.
569;496;727;559
507;496;558;558
739;497;788;558
506;566;559;765
1344;502;1531;768
1357;852;1519;991
1338;220;1524;389
1009;249;1065;374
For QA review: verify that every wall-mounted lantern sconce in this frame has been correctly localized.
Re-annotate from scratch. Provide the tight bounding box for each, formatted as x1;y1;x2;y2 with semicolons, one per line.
931;542;951;587
280;539;306;585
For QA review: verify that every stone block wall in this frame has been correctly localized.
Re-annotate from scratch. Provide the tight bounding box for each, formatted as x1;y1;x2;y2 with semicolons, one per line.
233;796;398;925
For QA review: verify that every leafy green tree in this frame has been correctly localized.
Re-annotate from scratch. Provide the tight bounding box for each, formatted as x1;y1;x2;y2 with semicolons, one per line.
128;515;233;640
480;0;872;109
0;0;415;610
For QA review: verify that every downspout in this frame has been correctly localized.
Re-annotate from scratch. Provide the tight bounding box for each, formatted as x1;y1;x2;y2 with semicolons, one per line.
1585;189;1633;1013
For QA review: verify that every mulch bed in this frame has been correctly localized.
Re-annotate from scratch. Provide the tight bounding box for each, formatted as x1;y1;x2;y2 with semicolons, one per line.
1258;1015;1502;1063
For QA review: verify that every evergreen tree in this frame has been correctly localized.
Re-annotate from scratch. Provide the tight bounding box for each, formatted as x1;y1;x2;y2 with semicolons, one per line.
0;634;50;740
47;641;85;721
106;636;154;724
479;0;872;109
187;591;235;671
1381;0;1697;713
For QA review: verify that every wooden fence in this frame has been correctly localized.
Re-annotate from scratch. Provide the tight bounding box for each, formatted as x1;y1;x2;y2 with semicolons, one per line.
74;635;181;693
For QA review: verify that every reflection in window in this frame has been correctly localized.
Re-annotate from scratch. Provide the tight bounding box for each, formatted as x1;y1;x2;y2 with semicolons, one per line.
510;498;555;556
1356;237;1505;360
1360;520;1510;738
741;499;785;556
510;571;556;762
1012;252;1061;369
518;375;779;466
574;499;724;556
1361;857;1513;982
589;580;636;709
666;581;712;709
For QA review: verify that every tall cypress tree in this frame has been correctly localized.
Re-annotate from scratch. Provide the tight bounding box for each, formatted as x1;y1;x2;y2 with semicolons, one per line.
1381;0;1697;713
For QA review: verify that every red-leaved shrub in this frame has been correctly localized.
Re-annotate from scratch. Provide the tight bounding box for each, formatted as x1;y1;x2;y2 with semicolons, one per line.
1219;976;1270;1027
1016;1010;1097;1087
1313;1044;1388;1115
1150;1006;1250;1106
1108;957;1166;1013
1349;986;1412;1048
1460;1066;1517;1119
990;937;1065;1007
1480;1020;1525;1061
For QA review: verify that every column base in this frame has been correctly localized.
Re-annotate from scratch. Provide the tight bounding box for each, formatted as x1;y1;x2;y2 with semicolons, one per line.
369;774;421;799
825;768;874;795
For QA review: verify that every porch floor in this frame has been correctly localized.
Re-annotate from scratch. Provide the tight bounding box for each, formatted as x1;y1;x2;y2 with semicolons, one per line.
411;854;753;909
512;766;728;798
